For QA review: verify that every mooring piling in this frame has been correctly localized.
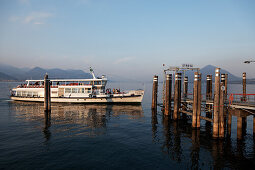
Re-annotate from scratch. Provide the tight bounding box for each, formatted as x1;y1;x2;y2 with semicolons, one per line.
219;82;225;138
173;73;181;120
44;74;49;112
221;74;226;98
197;73;202;128
213;68;220;138
224;74;228;98
242;72;246;101
164;74;172;115
183;76;188;98
253;115;255;136
152;75;158;110
192;72;199;128
206;75;212;100
48;80;51;112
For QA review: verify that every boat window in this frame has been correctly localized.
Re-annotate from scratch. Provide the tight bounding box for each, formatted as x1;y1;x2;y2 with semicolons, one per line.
23;91;28;96
27;91;33;96
102;81;106;86
65;88;71;93
72;88;78;93
94;81;101;85
79;88;85;93
17;91;22;96
85;88;91;93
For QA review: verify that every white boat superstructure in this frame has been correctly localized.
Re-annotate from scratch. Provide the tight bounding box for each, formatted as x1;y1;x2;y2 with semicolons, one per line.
10;71;144;104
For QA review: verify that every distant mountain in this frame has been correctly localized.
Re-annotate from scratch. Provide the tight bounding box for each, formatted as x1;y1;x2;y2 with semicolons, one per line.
0;64;92;80
26;67;92;79
185;65;242;82
0;64;28;80
0;72;17;80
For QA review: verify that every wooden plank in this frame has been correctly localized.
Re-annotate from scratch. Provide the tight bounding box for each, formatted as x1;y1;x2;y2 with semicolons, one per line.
180;110;213;122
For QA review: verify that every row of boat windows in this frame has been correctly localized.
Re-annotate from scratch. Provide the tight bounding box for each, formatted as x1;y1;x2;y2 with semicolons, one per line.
26;81;105;86
16;91;38;96
65;88;91;94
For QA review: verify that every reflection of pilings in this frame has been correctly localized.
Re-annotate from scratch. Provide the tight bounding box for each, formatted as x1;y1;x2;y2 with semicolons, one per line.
43;110;51;142
237;139;245;159
152;75;158;110
237;117;243;140
191;129;200;170
236;109;247;140
162;115;171;155
172;121;182;162
151;110;158;142
227;111;232;137
205;111;212;136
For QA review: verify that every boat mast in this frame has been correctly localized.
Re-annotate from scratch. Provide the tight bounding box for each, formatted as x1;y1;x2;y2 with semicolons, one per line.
90;67;96;79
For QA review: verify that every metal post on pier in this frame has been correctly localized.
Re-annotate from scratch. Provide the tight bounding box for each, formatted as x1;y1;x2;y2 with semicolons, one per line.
243;72;246;101
44;74;49;112
173;73;181;120
219;82;225;138
151;75;158;110
164;74;172;116
213;68;220;138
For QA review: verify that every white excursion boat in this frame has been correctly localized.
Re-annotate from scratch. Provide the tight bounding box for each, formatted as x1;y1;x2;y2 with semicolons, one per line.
10;69;144;104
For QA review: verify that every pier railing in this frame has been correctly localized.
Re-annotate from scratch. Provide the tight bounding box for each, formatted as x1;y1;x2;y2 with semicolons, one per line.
229;93;255;105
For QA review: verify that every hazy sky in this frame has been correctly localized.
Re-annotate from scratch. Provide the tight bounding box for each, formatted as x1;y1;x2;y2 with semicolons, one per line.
0;0;255;80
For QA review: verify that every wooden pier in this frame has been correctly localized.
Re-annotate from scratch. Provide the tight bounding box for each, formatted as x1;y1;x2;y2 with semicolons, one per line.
152;67;255;139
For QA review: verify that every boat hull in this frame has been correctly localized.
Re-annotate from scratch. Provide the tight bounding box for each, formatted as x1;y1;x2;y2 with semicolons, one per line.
10;95;143;104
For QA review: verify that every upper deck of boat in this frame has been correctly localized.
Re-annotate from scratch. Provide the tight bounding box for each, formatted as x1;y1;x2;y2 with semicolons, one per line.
25;78;107;83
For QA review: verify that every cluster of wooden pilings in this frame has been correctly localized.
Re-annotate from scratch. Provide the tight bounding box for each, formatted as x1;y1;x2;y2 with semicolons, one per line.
152;68;254;139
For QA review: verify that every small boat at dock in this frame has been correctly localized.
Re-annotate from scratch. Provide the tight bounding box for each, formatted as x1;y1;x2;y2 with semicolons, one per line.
10;69;144;104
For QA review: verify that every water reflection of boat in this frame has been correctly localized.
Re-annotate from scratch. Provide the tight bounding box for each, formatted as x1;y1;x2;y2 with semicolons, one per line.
10;101;144;137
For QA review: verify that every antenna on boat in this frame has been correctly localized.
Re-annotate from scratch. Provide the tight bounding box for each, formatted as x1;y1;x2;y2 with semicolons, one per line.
90;67;96;79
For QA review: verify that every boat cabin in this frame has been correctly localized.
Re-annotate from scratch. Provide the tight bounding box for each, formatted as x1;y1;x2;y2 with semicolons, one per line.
12;76;108;98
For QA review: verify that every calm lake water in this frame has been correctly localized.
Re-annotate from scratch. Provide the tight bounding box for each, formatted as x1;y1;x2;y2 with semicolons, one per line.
0;81;255;169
